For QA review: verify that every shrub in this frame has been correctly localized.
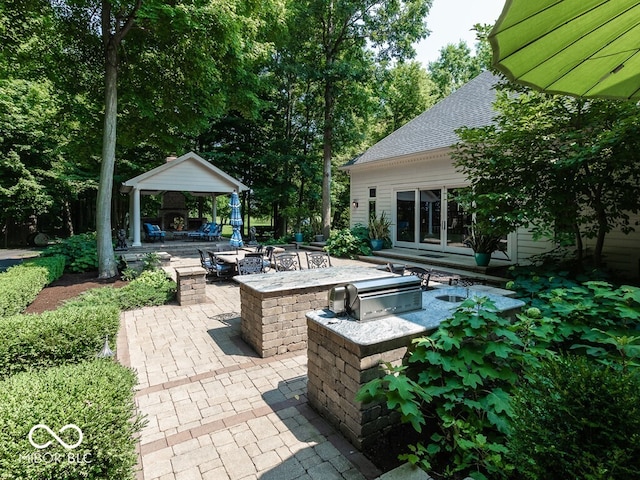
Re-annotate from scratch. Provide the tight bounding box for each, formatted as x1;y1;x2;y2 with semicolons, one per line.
509;355;640;479
0;360;145;479
0;256;66;318
325;226;372;258
357;297;551;479
40;232;98;272
0;304;120;379
65;269;176;311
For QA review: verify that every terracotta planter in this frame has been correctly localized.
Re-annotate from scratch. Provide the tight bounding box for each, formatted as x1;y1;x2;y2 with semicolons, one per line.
474;252;491;266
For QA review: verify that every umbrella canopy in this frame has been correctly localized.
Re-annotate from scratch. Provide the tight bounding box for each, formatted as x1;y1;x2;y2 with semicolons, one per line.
229;191;243;248
489;0;640;100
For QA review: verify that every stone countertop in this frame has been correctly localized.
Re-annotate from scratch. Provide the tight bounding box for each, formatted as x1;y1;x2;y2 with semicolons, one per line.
306;287;525;352
234;265;395;293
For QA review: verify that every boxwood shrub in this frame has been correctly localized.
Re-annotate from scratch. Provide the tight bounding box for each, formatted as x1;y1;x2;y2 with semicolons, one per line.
509;355;640;479
0;304;120;379
0;360;145;480
0;255;66;318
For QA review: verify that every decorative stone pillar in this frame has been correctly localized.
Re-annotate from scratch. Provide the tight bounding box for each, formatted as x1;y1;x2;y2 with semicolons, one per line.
175;267;206;305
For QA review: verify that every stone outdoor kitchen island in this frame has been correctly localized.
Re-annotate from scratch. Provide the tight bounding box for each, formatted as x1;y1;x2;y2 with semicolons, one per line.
235;266;394;357
306;286;525;450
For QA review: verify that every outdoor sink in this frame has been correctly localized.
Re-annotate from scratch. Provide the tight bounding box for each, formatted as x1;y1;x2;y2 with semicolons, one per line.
435;294;467;303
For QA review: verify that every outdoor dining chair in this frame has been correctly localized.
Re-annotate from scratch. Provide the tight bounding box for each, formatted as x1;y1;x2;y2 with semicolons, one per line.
386;262;406;275
404;266;432;290
206;251;235;279
273;252;302;271
236;256;266;275
305;251;332;269
197;248;216;275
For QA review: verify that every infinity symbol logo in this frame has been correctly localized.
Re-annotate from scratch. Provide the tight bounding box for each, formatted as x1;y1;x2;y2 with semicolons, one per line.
28;424;83;450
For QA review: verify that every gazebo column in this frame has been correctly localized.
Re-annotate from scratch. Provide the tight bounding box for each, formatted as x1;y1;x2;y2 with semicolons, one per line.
131;187;142;247
212;194;217;224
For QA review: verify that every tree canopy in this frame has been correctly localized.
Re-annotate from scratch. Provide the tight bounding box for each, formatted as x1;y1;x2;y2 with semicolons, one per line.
454;85;640;267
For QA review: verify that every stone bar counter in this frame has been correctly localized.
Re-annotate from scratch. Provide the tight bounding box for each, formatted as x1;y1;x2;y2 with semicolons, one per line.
235;266;394;358
306;287;525;450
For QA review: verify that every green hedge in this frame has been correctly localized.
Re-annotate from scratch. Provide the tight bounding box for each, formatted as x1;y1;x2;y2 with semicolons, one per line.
0;304;120;379
509;355;640;479
0;256;66;318
0;360;145;480
64;269;176;311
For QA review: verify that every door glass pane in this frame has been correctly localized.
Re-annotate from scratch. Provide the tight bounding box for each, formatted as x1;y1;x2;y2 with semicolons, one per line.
446;188;472;249
419;189;441;245
396;191;415;242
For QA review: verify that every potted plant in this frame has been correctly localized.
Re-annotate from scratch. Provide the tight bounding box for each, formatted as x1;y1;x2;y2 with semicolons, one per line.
463;222;508;266
369;212;391;251
173;216;185;231
310;216;324;242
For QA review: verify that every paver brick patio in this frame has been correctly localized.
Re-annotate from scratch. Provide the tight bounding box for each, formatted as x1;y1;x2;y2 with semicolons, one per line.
118;255;381;480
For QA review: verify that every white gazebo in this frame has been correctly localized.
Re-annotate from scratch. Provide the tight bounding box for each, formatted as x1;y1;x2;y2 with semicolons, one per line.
120;151;249;246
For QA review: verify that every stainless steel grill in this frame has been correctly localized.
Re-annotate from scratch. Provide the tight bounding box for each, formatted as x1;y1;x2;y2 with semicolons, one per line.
328;276;423;322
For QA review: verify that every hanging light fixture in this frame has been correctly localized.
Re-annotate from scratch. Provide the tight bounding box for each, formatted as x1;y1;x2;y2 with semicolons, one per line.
97;335;114;359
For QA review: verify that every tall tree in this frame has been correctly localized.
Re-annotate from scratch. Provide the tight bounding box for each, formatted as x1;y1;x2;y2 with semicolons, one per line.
374;60;437;140
427;24;492;99
291;0;432;238
454;87;640;267
47;0;267;278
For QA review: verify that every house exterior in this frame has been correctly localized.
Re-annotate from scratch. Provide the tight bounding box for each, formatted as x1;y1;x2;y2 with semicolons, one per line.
343;71;640;279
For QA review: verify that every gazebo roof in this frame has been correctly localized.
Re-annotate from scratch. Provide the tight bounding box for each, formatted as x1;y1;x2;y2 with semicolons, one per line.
120;151;249;195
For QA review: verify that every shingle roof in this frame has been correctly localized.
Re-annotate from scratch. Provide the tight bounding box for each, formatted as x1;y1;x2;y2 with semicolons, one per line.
349;70;500;166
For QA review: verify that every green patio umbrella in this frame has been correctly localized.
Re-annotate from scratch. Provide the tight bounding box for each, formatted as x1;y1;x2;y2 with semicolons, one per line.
489;0;640;100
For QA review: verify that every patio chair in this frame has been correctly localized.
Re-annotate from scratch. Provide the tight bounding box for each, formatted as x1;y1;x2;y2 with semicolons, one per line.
188;223;210;241
305;251;332;269
273;252;302;271
143;223;165;242
204;223;222;241
198;248;216;275
386;262;405;275
404;266;431;290
236;256;265;275
206;251;235;279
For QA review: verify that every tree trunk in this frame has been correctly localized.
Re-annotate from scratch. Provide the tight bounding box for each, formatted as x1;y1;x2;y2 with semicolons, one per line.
96;35;119;279
322;79;334;239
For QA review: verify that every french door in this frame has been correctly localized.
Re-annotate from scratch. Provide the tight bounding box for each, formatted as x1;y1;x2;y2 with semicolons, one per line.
395;187;472;254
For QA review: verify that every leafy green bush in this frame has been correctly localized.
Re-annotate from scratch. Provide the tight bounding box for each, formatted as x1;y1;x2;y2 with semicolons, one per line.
357;279;640;479
0;360;145;480
357;297;551;479
509;355;640;479
0;256;66;318
0;304;120;379
65;269;176;311
40;232;98;272
324;225;372;258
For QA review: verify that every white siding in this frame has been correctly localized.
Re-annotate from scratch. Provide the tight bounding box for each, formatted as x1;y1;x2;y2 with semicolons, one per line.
140;160;239;193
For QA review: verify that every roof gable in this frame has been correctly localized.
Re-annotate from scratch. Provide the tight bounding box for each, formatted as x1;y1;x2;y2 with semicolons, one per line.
350;71;500;166
121;151;249;194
